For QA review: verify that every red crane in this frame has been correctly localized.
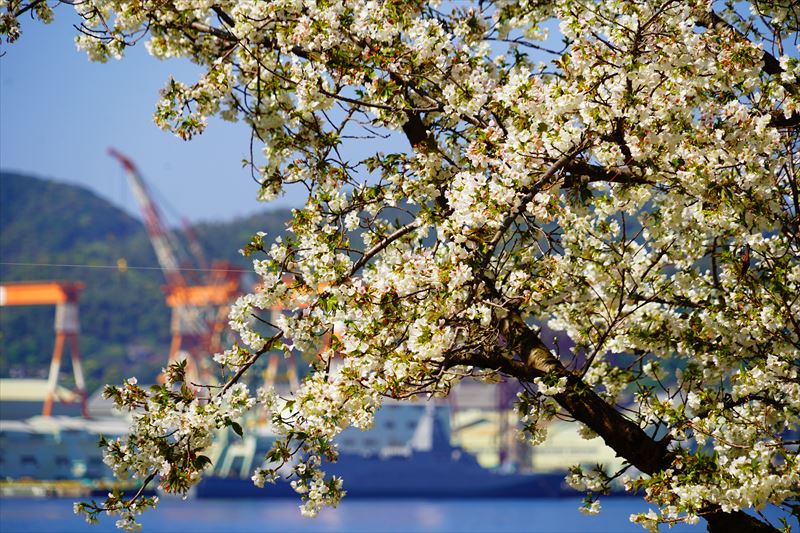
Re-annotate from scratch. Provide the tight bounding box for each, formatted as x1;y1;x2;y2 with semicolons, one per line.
109;150;319;393
109;149;241;383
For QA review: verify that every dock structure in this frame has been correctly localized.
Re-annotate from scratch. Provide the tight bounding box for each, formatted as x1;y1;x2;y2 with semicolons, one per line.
0;281;88;418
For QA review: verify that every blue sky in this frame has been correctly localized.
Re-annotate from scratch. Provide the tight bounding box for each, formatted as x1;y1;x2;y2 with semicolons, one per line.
1;11;304;223
0;6;559;225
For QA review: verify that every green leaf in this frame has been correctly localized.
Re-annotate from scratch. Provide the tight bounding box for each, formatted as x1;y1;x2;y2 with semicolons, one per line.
231;421;244;438
194;455;213;469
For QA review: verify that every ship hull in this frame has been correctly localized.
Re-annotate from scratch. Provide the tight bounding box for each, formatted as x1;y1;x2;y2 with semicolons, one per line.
196;475;570;499
197;452;571;499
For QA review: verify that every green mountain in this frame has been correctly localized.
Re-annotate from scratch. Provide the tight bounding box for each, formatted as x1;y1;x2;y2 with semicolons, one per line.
0;171;290;393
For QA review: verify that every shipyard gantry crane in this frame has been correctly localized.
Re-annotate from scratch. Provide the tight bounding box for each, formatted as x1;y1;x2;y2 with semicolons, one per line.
109;149;241;384
0;281;88;417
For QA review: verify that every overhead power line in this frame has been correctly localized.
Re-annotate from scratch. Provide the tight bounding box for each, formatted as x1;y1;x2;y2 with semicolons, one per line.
0;262;252;273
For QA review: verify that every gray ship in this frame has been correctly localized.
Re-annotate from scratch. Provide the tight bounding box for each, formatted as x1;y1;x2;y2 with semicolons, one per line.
197;403;571;499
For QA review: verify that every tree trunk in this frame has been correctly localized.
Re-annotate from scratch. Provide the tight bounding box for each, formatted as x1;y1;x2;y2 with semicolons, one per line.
487;320;779;533
703;508;779;533
397;73;780;533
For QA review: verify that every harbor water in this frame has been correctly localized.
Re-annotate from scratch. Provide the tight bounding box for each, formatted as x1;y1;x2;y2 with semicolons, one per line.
0;497;773;533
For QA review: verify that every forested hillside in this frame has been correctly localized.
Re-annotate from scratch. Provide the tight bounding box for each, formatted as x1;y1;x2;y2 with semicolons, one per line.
0;171;290;393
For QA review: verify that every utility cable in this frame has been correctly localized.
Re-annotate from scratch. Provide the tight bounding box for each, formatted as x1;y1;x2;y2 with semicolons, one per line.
0;262;252;273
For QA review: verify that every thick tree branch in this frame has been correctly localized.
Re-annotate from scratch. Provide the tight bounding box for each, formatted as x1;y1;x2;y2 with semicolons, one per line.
694;11;784;78
401;110;435;151
502;312;674;475
562;161;653;187
189;21;235;41
695;9;799;130
13;0;45;17
769;112;800;130
703;509;780;533
211;6;235;27
349;220;422;275
447;300;777;533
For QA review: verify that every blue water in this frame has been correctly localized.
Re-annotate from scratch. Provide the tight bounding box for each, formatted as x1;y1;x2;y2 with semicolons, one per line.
0;497;760;533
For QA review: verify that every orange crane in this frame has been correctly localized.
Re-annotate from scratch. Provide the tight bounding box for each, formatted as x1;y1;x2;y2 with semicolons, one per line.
109;149;242;384
109;150;324;392
0;281;88;417
163;264;241;381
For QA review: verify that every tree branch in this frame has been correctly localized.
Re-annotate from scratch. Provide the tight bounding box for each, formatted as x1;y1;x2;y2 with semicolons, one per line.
447;302;777;533
479;142;590;273
695;8;799;130
348;220;422;275
401;110;435;151
562;161;653;187
188;21;236;42
769;112;800;130
694;11;784;78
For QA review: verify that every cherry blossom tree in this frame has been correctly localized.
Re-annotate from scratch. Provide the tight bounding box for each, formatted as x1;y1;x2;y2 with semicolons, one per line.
4;0;799;531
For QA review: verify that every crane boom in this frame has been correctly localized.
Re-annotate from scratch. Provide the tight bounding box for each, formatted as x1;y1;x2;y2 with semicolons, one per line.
107;149;236;385
108;148;185;287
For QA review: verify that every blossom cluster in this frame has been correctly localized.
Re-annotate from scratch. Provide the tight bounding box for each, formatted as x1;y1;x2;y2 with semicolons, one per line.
75;365;255;530
5;0;798;531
